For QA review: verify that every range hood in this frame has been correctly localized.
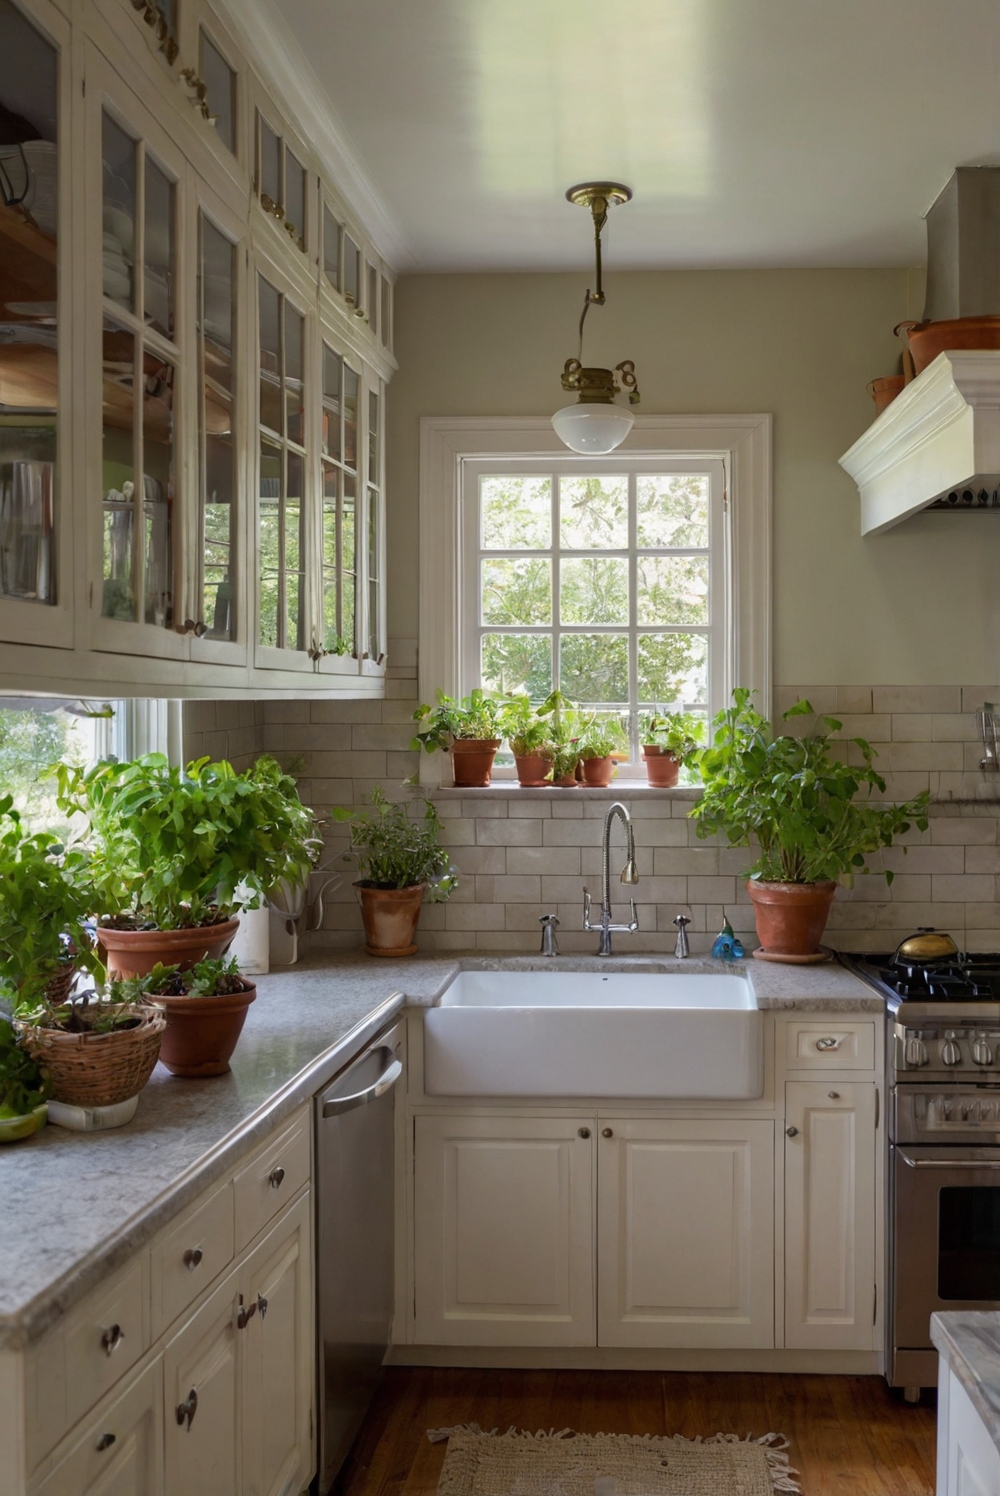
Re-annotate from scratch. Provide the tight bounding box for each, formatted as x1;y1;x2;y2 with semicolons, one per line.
840;168;1000;535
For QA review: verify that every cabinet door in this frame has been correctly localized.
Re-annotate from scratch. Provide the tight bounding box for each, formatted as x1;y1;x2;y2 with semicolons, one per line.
938;1364;1000;1496
784;1081;877;1350
597;1119;774;1349
35;1357;163;1496
163;1270;240;1496
414;1114;596;1347
240;1191;314;1496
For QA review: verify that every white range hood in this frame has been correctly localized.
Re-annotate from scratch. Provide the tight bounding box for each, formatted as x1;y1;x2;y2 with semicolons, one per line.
839;350;1000;535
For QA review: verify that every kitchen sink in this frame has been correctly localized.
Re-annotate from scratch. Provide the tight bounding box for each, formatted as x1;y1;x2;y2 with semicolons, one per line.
423;969;763;1099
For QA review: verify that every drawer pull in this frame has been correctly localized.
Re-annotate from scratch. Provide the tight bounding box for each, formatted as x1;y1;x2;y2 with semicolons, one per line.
176;1388;198;1430
577;1127;591;1139
237;1294;257;1330
96;1433;116;1452
815;1036;843;1051
101;1323;125;1356
268;1166;285;1189
602;1128;614;1138
257;1293;268;1322
786;1126;800;1138
183;1246;204;1271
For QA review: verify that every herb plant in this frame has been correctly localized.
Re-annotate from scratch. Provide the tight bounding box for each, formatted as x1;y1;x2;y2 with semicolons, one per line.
331;786;457;899
499;695;555;757
56;754;320;930
136;956;246;998
0;992;50;1117
691;689;930;884
410;689;503;753
577;714;629;760
640;709;705;763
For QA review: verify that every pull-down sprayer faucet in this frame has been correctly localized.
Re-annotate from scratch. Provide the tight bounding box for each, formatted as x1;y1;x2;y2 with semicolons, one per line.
583;802;639;956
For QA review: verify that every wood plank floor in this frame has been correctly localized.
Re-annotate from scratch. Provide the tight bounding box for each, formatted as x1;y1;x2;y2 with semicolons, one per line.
333;1369;937;1496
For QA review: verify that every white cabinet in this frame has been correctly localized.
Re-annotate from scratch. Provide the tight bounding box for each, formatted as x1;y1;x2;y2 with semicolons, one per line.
163;1270;241;1496
34;1358;163;1496
597;1119;775;1349
938;1363;1000;1496
783;1081;876;1351
413;1114;595;1347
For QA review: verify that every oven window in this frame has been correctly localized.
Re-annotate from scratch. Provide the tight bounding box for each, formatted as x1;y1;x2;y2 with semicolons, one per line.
939;1187;1000;1299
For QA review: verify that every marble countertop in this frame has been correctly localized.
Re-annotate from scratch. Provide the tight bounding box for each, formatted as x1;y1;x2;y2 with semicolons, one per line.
0;946;880;1350
932;1312;1000;1450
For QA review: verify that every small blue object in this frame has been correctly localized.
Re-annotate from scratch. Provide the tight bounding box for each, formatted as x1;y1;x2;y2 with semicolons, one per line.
712;917;745;961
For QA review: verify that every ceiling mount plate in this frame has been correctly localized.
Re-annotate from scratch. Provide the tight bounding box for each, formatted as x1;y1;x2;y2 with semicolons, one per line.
565;181;632;210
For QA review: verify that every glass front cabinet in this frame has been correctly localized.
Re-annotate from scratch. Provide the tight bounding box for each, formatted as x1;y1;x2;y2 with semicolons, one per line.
0;0;394;696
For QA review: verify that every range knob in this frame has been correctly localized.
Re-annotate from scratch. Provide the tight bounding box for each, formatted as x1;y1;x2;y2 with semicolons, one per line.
973;1034;994;1067
905;1033;929;1067
941;1031;963;1067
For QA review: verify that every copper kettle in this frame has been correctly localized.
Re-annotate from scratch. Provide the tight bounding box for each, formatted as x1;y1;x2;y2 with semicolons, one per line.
891;927;959;964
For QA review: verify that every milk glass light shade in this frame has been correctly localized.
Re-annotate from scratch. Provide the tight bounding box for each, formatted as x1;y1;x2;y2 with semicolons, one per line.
551;402;634;454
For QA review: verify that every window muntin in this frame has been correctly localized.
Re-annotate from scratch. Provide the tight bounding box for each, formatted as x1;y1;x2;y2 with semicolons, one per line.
464;459;727;772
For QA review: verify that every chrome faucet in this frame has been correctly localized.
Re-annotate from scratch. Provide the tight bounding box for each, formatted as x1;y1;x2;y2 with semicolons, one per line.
673;913;691;958
538;913;560;956
583;802;639;956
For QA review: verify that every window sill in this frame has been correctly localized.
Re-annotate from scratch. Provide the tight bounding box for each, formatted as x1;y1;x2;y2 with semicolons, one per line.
428;783;702;802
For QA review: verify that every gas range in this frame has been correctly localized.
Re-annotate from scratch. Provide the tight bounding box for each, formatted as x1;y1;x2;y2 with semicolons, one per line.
844;950;1000;1080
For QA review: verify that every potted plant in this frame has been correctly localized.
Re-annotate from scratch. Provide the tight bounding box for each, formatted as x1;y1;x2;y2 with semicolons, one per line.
410;689;503;787
0;997;50;1143
13;979;165;1110
577;715;629;787
332;785;458;956
691;690;930;960
500;694;556;786
537;693;585;786
56;754;319;978
139;956;256;1078
640;709;705;787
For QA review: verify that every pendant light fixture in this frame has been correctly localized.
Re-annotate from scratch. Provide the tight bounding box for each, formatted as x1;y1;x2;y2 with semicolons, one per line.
551;181;640;455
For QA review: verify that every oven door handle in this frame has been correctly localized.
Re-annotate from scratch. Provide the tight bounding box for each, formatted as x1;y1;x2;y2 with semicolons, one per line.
899;1150;1000;1170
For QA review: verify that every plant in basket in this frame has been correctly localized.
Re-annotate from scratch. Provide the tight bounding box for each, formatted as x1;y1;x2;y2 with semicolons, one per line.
640;709;705;786
0;994;51;1143
139;956;255;1078
500;694;556;786
691;690;930;960
331;785;457;957
55;754;320;979
576;714;629;786
410;689;503;786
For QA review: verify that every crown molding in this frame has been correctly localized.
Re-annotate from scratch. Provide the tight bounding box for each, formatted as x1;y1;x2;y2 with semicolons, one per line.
215;0;415;271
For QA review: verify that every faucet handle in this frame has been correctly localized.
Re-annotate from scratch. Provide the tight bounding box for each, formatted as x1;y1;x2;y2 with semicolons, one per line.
539;913;560;927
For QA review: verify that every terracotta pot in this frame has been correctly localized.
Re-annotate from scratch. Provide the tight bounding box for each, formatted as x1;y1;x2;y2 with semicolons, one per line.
746;879;837;958
151;981;256;1078
99;918;240;979
642;746;681;787
580;756;615;787
355;882;425;957
896;316;1000;377
551;771;579;787
449;739;501;788
867;375;905;416
514;751;553;787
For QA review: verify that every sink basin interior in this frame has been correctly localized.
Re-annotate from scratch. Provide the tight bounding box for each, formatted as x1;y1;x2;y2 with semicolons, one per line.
439;970;754;1010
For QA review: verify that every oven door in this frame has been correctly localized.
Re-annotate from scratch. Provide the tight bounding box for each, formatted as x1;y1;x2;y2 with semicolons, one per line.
893;1144;1000;1351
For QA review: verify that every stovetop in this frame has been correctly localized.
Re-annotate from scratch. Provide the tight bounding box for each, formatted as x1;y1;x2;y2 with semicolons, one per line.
847;952;1000;1005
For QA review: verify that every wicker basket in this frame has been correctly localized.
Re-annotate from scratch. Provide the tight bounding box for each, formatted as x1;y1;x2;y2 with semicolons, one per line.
17;1003;166;1109
44;962;77;1006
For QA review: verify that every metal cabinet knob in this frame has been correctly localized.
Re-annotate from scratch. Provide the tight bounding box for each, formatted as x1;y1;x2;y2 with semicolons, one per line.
815;1036;842;1051
183;1247;204;1271
257;1293;268;1321
236;1294;257;1330
786;1126;799;1138
578;1127;591;1139
176;1388;198;1430
828;1091;840;1100
268;1166;285;1189
101;1323;124;1356
602;1128;614;1138
96;1433;116;1452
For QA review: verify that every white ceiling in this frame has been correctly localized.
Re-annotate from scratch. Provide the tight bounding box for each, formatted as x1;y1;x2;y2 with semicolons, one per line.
267;0;1000;273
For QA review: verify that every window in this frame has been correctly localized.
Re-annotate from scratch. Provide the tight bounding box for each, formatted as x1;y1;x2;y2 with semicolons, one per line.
418;416;771;786
463;459;725;770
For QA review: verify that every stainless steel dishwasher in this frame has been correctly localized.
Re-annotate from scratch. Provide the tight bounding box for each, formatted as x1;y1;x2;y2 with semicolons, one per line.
315;1020;403;1493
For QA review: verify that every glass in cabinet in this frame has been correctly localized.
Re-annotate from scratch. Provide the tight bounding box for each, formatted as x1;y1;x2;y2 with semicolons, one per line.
256;270;309;659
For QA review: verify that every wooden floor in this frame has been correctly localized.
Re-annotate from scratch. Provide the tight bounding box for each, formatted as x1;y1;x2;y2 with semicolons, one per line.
333;1368;937;1496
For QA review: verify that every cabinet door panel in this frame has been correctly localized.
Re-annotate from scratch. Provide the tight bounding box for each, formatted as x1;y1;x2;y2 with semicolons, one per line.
163;1271;240;1496
35;1358;163;1496
784;1081;876;1350
938;1365;1000;1496
598;1119;774;1349
414;1115;595;1346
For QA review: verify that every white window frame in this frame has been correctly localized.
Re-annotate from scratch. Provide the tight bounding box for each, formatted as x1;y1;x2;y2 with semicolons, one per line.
418;415;771;787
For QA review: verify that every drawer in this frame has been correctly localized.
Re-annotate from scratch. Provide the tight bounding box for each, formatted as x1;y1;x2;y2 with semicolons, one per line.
33;1356;163;1496
234;1108;310;1251
784;1019;876;1071
151;1180;235;1338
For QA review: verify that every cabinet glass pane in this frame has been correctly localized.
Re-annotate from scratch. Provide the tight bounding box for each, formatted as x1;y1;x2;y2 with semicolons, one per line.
284;301;303;445
199;214;236;640
102;320;136;621
257;112;280;210
102;112;136;313
343;232;359;306
285;450;303;647
142;352;173;627
343;365;358;469
368;388;378;480
258;276;281;434
0;0;58;605
143;157;174;339
199;30;235;155
258;276;309;654
258;437;280;647
380;276;391;349
367;488;378;659
322;345;341;461
284;148;305;249
342;477;355;648
323;206;340;291
366;262;378;331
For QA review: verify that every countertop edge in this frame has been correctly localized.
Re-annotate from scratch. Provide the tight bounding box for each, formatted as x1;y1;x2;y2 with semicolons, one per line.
0;991;405;1352
932;1311;1000;1453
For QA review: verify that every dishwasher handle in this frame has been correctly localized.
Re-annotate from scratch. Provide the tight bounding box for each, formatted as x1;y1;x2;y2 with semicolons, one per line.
321;1055;402;1117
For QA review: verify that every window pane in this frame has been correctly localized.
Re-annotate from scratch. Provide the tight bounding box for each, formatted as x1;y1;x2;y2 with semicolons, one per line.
102;320;135;620
323;206;340;290
380;276;391;348
560;557;628;624
367;262;378;330
102;113;136;312
201;218;233;392
284;301;304;445
638;632;708;704
560;475;627;549
343;233;359;305
142;353;173;627
482;634;552;698
199;31;235;155
284;148;305;246
257;114;280;207
481;557;550;625
285;451;303;575
343;476;355;572
559;633;628;703
369;388;378;480
480;475;551;549
258;438;280;646
258;276;281;433
143;158;174;339
322;345;341;460
343;366;358;469
342;476;356;648
638;474;709;548
637;554;709;625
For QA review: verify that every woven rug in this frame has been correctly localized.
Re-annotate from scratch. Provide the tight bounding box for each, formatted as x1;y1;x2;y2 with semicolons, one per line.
428;1425;801;1496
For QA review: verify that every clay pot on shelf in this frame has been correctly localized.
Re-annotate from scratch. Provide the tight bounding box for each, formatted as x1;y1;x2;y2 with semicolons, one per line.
867;375;905;416
745;879;837;960
579;756;615;787
514;751;553;787
355;882;426;957
99;918;240;980
641;745;681;787
449;739;501;788
895;316;1000;378
151;981;256;1078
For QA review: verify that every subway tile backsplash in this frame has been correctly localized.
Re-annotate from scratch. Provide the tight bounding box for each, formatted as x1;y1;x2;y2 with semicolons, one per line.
183;669;1000;956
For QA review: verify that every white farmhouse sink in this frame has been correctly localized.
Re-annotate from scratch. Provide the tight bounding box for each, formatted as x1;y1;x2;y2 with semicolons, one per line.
423;969;763;1099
